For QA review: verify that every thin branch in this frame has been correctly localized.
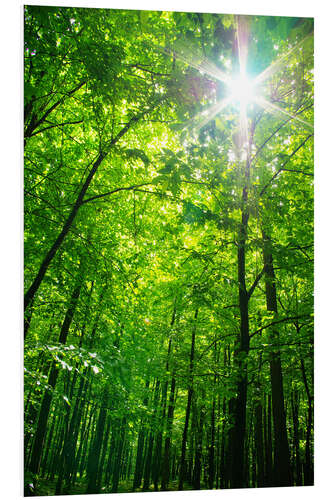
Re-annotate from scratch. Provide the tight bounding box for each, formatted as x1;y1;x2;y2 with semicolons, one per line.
25;80;86;139
249;314;311;338
129;64;170;77
29;119;83;138
247;265;266;300
259;133;313;196
281;168;313;176
81;183;152;205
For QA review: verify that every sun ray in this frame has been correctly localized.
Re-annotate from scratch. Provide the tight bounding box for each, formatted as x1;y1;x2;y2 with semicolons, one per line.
255;96;314;130
254;32;313;86
234;15;251;151
159;45;229;83
236;15;250;77
187;96;233;132
156;18;313;141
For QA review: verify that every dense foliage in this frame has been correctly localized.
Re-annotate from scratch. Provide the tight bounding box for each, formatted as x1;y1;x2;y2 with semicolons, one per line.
24;6;314;496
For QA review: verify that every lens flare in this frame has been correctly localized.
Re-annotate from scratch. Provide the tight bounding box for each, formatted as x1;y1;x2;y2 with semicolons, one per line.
228;73;256;108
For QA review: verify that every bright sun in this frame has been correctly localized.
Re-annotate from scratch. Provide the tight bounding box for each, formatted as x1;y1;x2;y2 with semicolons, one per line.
228;73;256;108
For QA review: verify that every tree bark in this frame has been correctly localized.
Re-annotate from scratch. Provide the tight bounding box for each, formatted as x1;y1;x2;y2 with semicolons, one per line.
300;357;314;485
291;390;302;485
161;375;176;490
254;400;265;487
132;379;150;490
263;393;273;486
28;281;81;474
262;230;292;486
111;417;127;492
178;308;198;490
230;177;250;489
143;380;160;490
86;385;109;494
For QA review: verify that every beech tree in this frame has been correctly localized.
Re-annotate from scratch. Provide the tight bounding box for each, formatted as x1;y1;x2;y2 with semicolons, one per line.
24;6;313;496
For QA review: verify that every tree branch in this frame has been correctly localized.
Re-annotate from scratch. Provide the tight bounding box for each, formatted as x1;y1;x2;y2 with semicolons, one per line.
247;266;266;300
281;168;313;176
29;119;83;137
81;183;153;205
249;314;311;338
259;133;313;196
25;80;86;139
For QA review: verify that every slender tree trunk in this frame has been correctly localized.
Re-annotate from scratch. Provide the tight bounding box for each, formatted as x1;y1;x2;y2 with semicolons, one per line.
208;393;216;489
96;415;112;492
86;385;109;494
59;370;90;493
48;415;65;481
111;417;127;492
28;281;82;474
193;396;205;490
264;393;273;486
143;380;160;490
105;423;116;486
152;376;168;491
40;410;56;476
262;230;292;486
132;380;150;490
291;390;302;485
254;399;265;487
78;406;95;478
300;357;314;485
230;177;250;488
178;308;198;490
219;396;227;488
161;375;176;490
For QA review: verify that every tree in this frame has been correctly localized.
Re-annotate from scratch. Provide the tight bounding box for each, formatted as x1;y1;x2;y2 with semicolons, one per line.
24;7;313;495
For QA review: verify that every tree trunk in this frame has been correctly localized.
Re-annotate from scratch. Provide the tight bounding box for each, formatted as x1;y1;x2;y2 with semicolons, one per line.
300;357;314;485
254;399;265;487
132;379;150;490
86;385;109;494
24;113;143;318
28;281;81;474
263;393;273;486
230;180;250;488
208;395;216;490
96;415;112;492
111;417;127;492
193;396;205;490
161;375;176;490
178;308;198;490
291;390;302;485
143;380;160;490
262;230;292;486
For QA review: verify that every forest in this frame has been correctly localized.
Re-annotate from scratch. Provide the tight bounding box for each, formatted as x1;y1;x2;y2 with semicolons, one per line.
24;6;314;496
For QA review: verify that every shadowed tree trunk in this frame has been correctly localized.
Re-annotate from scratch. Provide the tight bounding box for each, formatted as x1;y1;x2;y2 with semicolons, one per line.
254;399;265;487
262;229;292;486
178;308;198;490
300;357;314;485
111;417;127;492
143;380;160;490
28;280;82;475
229;161;251;489
132;379;150;490
291;390;302;485
86;385;109;494
264;393;273;486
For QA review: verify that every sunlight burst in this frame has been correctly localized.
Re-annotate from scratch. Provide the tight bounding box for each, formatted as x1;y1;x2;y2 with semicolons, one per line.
159;18;313;138
227;73;256;109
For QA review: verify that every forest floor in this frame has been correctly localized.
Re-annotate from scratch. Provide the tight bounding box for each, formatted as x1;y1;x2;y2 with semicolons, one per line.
35;478;196;496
